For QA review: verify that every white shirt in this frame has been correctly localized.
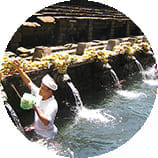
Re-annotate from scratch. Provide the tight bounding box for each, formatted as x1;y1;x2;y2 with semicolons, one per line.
29;82;58;138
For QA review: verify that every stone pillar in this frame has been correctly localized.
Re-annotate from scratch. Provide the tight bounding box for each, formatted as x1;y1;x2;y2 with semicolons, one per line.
126;20;130;36
110;20;115;39
76;42;90;55
32;46;52;60
57;20;67;44
106;39;120;51
88;20;93;41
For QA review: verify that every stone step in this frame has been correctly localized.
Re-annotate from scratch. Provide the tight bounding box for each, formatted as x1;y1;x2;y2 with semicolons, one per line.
48;4;118;13
51;16;128;21
38;11;125;19
37;5;127;19
28;14;128;25
41;6;123;16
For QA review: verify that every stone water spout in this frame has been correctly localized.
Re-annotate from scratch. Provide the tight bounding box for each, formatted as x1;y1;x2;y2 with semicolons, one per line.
63;74;83;107
103;63;121;88
103;63;112;69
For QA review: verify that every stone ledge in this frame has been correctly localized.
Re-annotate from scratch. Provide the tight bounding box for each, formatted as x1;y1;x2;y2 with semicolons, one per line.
22;22;41;28
36;16;56;24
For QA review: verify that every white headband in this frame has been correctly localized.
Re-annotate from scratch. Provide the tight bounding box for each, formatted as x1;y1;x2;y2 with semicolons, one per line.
42;74;58;91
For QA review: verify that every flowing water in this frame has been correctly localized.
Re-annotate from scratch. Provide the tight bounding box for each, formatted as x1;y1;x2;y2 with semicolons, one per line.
53;66;157;158
110;69;120;84
110;69;121;87
132;56;146;79
2;66;158;158
67;81;83;107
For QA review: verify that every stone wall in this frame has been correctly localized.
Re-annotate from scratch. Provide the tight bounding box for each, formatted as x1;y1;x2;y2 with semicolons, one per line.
1;48;155;127
6;1;142;52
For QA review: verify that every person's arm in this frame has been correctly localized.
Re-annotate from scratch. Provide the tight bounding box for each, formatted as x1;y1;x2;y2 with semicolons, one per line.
13;60;32;90
33;104;50;126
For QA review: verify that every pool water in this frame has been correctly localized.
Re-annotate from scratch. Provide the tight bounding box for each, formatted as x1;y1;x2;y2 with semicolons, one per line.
26;66;157;158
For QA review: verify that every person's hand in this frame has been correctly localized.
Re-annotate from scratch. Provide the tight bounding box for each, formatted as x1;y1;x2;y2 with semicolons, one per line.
13;60;21;71
24;124;36;131
32;104;37;110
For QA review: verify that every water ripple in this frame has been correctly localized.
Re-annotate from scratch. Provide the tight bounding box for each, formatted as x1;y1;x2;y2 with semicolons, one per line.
116;90;147;99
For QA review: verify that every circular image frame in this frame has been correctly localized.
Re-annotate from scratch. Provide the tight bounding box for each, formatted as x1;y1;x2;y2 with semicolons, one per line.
0;0;158;158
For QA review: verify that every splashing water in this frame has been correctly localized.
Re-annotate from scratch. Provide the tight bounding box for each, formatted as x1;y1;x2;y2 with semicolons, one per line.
66;76;116;125
144;66;156;78
144;79;158;86
132;56;146;79
116;90;147;99
75;106;115;125
143;65;158;86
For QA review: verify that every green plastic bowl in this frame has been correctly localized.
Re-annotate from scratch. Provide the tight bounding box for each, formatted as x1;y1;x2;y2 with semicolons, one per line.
20;93;35;110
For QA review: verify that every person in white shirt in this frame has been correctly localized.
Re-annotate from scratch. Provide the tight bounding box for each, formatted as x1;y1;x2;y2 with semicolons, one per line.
13;60;58;139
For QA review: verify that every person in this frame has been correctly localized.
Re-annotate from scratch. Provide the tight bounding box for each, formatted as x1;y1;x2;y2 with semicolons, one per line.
13;60;58;139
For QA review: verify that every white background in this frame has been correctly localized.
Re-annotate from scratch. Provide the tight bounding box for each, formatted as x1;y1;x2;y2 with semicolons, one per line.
0;0;158;158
